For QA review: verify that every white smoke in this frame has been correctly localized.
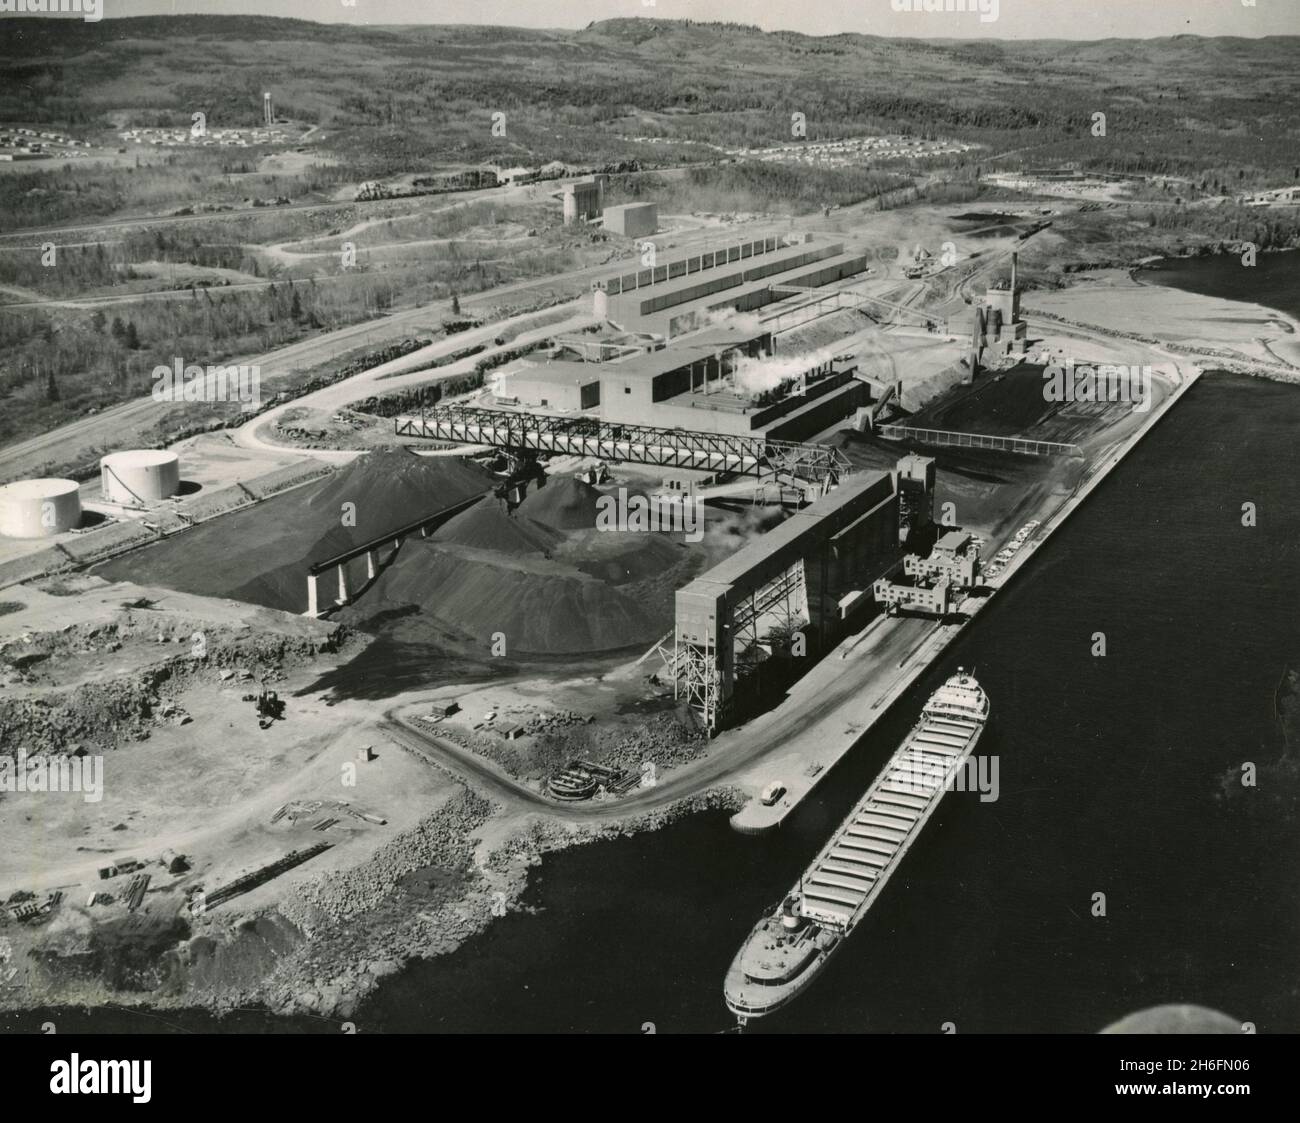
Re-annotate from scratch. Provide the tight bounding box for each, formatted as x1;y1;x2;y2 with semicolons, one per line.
731;347;838;398
703;306;764;334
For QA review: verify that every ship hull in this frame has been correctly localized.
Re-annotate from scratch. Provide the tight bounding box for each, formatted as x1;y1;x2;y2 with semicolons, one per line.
723;672;989;1023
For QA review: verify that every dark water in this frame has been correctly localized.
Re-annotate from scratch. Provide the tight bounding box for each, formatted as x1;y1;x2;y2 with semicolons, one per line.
1138;251;1300;319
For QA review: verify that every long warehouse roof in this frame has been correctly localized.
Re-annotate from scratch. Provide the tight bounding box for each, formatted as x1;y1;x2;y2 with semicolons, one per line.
680;469;895;595
600;325;771;383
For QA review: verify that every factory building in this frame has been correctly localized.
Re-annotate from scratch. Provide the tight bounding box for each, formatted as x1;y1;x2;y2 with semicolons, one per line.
603;201;658;238
0;478;81;538
977;251;1029;360
595;234;867;338
873;574;952;617
897;454;937;545
907;529;981;587
499;360;601;412
562;175;607;225
593;323;868;440
599;326;770;419
100;449;181;506
873;528;982;618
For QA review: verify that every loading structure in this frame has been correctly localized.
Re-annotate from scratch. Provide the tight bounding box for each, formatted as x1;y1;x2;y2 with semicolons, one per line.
673;461;930;732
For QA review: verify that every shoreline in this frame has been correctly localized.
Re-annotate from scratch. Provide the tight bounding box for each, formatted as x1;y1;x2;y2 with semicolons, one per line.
0;786;743;1027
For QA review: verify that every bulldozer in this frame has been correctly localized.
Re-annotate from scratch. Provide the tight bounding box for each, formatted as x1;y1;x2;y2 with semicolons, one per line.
243;687;285;729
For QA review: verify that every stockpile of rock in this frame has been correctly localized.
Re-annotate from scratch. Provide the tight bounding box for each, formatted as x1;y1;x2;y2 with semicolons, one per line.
522;709;593;736
526;707;705;778
286;790;493;925
0;672;167;755
254;791;504;1018
430;705;704;789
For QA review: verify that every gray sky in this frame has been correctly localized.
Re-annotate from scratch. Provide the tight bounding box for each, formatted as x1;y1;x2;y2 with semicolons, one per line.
44;0;1299;39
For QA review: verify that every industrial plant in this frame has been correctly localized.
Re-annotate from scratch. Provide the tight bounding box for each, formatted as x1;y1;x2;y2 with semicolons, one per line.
0;18;1223;1046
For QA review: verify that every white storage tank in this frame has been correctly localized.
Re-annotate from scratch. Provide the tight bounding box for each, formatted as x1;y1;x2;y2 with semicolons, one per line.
100;449;180;506
0;478;82;538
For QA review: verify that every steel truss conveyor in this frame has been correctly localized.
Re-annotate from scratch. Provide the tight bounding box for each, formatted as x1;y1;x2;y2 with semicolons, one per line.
394;406;850;487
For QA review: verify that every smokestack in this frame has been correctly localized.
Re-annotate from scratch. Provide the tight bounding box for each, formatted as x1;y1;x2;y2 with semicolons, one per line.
1011;252;1018;295
969;306;985;382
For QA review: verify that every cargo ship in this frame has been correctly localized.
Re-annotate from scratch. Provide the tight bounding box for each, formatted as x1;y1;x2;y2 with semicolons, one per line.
723;669;989;1023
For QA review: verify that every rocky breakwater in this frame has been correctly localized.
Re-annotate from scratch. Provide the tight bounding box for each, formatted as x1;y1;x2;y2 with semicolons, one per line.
200;782;744;1022
241;790;502;1020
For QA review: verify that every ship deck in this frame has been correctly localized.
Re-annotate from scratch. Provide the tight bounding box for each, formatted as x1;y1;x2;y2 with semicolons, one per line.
798;710;982;929
724;915;838;1017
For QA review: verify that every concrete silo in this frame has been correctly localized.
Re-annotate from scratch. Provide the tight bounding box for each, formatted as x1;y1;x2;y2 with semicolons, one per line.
0;478;82;538
100;450;181;506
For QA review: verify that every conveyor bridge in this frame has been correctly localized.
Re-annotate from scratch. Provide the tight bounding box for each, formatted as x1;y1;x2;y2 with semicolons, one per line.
878;424;1083;458
394;406;851;487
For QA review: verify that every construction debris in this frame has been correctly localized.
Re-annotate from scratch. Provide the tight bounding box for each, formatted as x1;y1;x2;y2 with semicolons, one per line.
124;873;150;912
6;891;62;922
97;858;144;880
194;843;333;912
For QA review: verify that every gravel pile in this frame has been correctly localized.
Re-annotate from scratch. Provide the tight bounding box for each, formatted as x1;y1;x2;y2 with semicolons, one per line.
437;704;704;785
289;790;493;925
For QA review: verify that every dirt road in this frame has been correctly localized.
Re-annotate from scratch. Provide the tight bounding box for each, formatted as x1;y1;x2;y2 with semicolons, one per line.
381;609;935;820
